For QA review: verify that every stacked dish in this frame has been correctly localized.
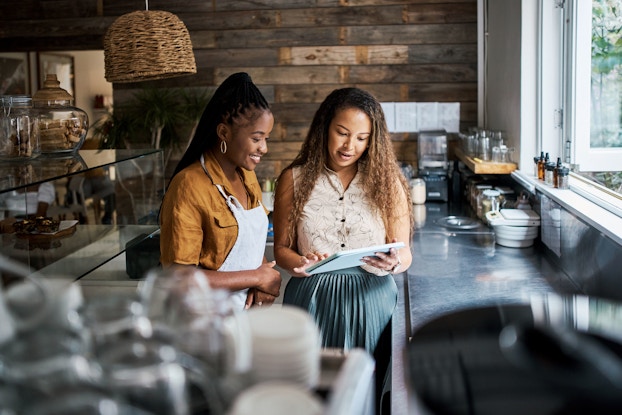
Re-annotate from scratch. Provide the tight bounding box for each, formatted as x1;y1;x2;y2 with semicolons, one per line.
246;305;321;389
486;209;541;248
228;381;324;415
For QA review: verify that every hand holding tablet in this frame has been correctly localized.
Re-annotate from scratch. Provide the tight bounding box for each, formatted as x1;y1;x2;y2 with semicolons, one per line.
305;242;405;275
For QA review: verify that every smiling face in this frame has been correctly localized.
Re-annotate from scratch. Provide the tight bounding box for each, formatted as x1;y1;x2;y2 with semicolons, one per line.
218;108;274;173
326;107;371;172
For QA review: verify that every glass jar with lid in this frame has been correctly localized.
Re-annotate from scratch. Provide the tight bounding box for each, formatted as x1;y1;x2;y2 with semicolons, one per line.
0;95;40;160
32;74;88;155
480;189;501;222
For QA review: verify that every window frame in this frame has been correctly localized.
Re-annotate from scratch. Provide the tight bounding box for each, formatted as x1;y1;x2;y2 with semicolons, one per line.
566;0;622;172
538;0;622;221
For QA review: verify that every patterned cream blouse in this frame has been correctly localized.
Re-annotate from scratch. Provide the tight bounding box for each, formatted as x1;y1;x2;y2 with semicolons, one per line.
293;165;387;275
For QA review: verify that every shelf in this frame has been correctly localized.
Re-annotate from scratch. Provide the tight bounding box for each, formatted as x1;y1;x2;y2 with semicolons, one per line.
455;147;517;175
5;224;159;281
0;148;164;282
0;149;163;194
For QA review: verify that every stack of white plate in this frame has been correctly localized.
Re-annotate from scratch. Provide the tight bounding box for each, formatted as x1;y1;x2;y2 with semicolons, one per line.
486;209;541;248
246;305;321;389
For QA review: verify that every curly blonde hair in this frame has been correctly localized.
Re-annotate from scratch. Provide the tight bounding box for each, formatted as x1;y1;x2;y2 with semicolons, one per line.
277;88;413;246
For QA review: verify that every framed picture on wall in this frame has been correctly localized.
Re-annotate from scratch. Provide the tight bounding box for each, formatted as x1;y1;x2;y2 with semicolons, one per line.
37;52;75;97
0;52;30;95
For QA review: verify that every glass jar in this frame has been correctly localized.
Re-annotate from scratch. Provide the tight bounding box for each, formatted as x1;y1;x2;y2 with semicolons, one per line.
544;162;556;186
480;189;501;222
33;74;88;155
0;95;40;160
472;184;492;212
410;178;426;205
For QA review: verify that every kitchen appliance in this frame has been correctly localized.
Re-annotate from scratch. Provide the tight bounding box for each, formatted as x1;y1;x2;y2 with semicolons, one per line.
418;130;448;202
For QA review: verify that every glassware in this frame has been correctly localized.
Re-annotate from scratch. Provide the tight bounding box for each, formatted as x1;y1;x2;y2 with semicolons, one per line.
479;189;501;222
97;337;190;415
410;178;426;205
0;328;102;407
477;129;491;161
0;95;40;160
81;294;152;358
491;146;502;163
501;146;514;163
3;276;84;334
139;267;252;377
33;74;88;155
491;130;505;148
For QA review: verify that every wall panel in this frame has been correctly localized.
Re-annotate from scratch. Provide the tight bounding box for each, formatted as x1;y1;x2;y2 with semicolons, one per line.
0;0;478;178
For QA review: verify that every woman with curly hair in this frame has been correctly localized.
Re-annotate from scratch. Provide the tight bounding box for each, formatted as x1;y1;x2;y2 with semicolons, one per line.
272;87;413;355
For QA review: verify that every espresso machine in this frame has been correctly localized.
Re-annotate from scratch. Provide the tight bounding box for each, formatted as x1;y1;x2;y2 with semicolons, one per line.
417;129;449;202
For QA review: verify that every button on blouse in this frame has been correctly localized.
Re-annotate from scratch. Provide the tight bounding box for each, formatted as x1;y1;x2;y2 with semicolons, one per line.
293;165;386;260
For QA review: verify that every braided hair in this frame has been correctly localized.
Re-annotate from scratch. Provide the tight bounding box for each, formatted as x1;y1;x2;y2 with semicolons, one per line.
170;72;270;181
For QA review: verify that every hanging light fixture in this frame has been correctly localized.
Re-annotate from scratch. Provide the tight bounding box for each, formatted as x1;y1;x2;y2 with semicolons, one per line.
103;0;197;83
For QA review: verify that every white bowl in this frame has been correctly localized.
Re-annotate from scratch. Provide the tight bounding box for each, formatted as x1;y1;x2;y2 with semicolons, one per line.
496;236;536;248
493;225;539;239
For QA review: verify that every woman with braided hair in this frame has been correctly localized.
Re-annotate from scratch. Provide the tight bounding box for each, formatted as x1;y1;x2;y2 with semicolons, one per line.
159;72;281;310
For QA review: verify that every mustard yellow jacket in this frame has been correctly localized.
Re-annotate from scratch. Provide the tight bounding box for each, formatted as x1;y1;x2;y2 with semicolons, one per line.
159;151;265;269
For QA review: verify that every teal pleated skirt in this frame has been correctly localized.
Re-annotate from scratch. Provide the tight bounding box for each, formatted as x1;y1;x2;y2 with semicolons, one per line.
282;267;398;353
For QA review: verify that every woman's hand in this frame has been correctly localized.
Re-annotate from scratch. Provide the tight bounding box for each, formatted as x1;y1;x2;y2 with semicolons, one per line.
360;238;402;273
245;288;278;309
292;251;329;276
244;261;281;309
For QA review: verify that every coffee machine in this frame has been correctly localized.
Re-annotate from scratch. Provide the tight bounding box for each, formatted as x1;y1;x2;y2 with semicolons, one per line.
417;129;449;202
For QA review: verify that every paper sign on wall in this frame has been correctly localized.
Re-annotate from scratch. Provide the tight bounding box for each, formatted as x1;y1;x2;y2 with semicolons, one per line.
380;102;460;133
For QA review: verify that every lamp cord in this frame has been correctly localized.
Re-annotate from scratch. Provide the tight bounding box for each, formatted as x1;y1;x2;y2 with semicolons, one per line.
145;0;149;11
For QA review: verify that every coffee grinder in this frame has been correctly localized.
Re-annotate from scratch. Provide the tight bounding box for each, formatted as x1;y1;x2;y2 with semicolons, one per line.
417;129;449;202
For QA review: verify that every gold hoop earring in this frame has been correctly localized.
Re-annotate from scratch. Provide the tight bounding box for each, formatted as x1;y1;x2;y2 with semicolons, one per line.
220;140;227;154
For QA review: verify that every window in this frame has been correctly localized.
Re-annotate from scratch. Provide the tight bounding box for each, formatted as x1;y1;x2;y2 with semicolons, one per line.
565;0;622;197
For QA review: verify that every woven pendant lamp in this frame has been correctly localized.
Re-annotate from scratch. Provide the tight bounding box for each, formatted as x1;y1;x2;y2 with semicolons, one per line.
104;1;196;83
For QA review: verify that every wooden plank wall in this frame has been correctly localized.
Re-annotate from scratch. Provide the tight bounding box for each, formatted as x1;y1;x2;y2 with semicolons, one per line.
0;0;478;180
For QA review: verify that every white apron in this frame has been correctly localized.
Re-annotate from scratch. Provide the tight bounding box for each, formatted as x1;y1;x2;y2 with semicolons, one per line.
201;155;268;310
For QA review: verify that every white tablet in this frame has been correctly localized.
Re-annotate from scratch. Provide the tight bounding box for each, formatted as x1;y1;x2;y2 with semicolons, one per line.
305;242;405;275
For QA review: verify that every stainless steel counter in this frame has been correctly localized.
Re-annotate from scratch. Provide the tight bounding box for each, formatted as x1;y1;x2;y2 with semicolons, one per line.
390;203;581;415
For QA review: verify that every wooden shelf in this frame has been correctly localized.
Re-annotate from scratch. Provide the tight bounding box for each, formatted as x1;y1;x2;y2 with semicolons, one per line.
455;147;517;175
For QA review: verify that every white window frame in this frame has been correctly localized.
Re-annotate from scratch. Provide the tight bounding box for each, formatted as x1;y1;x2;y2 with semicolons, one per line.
567;0;622;171
512;0;622;246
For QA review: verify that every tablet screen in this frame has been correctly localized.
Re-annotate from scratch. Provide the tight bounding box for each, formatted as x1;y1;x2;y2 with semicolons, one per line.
305;242;405;275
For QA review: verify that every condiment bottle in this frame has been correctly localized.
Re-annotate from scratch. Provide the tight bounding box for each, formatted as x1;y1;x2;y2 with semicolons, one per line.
537;151;546;180
557;167;570;189
553;157;563;188
545;162;556;186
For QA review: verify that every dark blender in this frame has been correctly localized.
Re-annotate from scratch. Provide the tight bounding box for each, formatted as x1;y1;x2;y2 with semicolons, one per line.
417;130;449;202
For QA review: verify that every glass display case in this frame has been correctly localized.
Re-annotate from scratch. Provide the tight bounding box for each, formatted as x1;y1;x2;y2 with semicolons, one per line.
0;149;164;281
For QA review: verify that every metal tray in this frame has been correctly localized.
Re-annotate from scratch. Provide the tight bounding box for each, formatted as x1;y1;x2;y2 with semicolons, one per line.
434;215;481;230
